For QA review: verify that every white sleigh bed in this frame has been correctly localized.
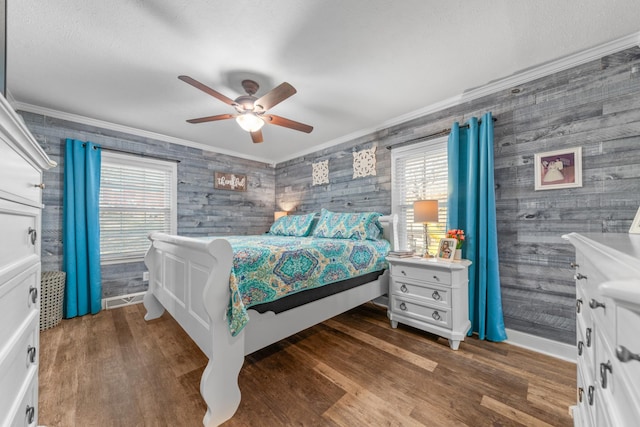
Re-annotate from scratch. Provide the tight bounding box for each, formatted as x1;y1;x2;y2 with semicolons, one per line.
142;214;398;426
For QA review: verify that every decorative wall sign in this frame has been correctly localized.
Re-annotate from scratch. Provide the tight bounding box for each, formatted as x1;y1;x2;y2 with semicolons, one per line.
353;146;377;178
534;146;582;191
214;172;247;192
312;160;329;186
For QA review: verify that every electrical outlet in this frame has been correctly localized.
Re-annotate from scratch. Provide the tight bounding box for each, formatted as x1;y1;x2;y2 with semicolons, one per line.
143;271;149;281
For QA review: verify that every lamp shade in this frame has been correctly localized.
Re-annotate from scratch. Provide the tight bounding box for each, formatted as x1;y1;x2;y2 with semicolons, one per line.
274;211;288;221
413;200;439;223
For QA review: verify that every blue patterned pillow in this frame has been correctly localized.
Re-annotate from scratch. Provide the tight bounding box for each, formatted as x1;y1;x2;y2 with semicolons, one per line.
312;209;383;240
269;213;317;237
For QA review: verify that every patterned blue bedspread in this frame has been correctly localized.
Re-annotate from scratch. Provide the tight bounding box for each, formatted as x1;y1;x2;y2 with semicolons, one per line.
201;235;390;336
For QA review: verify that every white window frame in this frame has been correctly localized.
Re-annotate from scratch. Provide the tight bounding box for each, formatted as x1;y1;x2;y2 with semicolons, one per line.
391;136;448;254
99;151;177;264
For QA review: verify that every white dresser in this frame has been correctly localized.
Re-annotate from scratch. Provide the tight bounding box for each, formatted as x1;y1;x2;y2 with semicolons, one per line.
0;95;55;427
563;233;640;427
386;256;471;350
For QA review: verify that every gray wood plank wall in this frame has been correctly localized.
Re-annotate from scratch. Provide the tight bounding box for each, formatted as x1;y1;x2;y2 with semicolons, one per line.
275;47;640;344
22;112;275;298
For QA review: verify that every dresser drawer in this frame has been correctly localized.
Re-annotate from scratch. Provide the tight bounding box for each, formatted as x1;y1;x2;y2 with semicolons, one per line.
390;263;451;285
390;277;450;308
4;367;38;427
0;314;39;424
614;306;640;417
390;296;451;329
0;136;43;207
0;199;40;275
0;264;39;349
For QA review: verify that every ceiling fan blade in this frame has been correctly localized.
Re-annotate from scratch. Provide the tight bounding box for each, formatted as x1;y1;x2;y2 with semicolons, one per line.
254;82;296;111
263;114;313;133
250;129;264;143
178;75;236;106
186;113;235;124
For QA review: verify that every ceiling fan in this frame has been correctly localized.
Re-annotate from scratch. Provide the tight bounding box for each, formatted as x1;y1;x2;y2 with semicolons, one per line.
178;75;313;143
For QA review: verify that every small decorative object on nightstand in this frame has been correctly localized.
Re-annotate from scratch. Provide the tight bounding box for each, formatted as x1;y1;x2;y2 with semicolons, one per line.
387;255;471;350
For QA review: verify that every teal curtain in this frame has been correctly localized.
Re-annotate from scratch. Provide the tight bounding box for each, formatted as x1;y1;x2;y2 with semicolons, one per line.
63;139;102;317
447;113;506;342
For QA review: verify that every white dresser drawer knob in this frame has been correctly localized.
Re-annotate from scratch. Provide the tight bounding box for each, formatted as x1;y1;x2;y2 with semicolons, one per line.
577;387;584;402
432;275;440;281
574;273;587;280
578;341;584;356
432;311;441;321
400;284;408;293
27;345;37;364
27;227;37;245
29;286;38;304
616;345;640;363
399;302;407;311
400;270;407;276
576;299;583;313
34;183;46;189
26;405;35;424
585;328;592;347
587;386;594;406
432;291;441;301
600;360;612;389
589;298;605;310
570;262;579;269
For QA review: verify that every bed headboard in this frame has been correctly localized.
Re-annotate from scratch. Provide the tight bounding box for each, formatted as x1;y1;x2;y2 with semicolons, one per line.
379;214;399;251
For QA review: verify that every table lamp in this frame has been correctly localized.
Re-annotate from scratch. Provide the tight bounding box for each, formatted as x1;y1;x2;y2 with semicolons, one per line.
413;200;439;257
274;211;288;221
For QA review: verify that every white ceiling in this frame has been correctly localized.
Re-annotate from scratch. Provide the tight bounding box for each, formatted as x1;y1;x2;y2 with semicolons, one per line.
7;1;640;164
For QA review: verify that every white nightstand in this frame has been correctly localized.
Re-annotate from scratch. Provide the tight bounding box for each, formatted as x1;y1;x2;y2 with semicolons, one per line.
387;256;472;350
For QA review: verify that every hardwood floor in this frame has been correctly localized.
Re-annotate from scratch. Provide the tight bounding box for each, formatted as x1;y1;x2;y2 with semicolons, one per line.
39;303;576;426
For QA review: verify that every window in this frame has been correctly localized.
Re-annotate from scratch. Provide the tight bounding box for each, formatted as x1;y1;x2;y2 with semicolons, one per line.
99;152;177;263
391;136;448;254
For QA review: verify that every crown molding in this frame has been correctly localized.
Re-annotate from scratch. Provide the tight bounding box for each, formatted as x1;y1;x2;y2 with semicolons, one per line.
11;102;276;166
277;31;640;163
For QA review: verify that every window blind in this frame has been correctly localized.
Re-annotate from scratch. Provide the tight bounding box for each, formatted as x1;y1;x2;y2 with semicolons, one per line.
391;137;448;254
99;152;177;263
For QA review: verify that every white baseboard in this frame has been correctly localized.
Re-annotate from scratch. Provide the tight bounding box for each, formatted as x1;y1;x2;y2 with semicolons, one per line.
102;291;146;310
505;328;576;363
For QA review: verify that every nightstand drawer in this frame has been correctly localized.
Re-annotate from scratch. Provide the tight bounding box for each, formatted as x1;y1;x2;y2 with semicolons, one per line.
391;297;451;328
390;263;451;285
391;278;450;308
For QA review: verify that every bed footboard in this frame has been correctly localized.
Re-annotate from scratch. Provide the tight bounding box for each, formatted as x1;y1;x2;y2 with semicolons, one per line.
144;233;244;426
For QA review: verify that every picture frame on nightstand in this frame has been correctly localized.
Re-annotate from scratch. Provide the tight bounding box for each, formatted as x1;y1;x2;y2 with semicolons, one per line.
630;207;640;234
436;238;457;261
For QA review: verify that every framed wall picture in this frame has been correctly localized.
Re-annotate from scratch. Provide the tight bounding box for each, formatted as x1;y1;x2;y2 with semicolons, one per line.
534;147;582;191
436;238;457;261
630;207;640;234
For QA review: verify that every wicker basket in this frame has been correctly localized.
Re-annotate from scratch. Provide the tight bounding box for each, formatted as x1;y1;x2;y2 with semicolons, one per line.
40;271;66;331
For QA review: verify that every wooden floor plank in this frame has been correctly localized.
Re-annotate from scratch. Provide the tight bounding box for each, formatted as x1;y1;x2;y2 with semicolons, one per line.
39;303;576;426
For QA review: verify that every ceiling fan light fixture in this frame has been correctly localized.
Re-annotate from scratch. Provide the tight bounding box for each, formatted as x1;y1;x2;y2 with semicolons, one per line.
236;112;264;132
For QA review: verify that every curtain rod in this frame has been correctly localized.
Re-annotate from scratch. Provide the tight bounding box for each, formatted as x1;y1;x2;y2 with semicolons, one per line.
97;146;182;163
386;117;497;151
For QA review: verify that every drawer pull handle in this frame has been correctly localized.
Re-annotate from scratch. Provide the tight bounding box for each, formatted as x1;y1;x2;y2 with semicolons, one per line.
577;387;584;402
27;345;37;364
570;262;579;269
400;284;408;293
576;298;583;314
589;298;605;310
585;328;592;347
577;341;584;356
616;345;640;363
432;311;441;321
34;183;46;189
29;286;38;304
574;273;587;280
587;386;594;406
28;227;37;245
400;270;407;276
600;360;612;389
432;291;441;301
399;302;407;311
26;405;35;424
432;275;440;281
